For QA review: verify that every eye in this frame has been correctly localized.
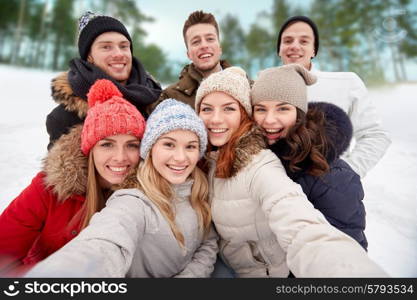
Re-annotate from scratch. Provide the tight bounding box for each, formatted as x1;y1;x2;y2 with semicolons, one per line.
120;44;129;49
277;106;290;111
224;106;236;111
127;143;140;149
101;45;111;50
100;142;113;148
254;107;266;113
200;106;212;112
163;142;174;148
186;144;198;150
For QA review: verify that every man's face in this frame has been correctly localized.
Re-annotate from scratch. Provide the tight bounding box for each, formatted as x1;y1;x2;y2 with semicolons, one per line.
278;22;315;70
88;32;132;84
185;23;222;77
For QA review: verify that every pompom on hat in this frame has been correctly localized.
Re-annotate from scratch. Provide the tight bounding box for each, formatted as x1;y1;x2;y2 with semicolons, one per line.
251;64;317;113
195;67;252;116
81;79;145;155
77;11;133;60
140;99;207;159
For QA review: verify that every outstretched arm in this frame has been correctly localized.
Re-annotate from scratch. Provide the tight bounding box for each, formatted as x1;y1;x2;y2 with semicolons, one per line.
26;190;148;277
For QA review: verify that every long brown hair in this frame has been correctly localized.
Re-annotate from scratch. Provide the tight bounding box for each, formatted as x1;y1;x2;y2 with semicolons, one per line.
69;152;110;230
280;107;329;176
215;104;254;178
137;154;211;249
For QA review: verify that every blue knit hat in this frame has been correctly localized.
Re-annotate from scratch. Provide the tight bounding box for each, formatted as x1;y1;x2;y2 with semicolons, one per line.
140;99;208;159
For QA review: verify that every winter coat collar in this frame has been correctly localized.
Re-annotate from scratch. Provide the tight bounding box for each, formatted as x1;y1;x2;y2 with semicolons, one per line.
209;125;266;177
51;72;88;119
176;60;232;96
42;125;88;201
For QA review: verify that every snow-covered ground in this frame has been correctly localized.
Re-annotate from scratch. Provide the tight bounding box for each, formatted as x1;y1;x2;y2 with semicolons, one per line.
0;65;416;277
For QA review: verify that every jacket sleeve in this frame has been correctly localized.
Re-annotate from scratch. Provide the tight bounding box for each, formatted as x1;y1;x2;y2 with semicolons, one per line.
305;161;367;249
0;173;48;264
342;73;391;178
248;151;387;277
174;224;218;278
26;190;148;277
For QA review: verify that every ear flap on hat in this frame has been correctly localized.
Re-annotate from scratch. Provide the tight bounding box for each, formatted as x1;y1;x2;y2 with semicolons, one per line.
291;64;317;86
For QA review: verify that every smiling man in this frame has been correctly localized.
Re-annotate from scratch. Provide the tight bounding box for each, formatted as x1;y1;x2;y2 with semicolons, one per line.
46;11;161;149
277;16;391;178
157;10;231;108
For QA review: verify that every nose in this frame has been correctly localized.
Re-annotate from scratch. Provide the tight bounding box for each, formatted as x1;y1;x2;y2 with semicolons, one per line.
114;146;128;162
289;40;301;51
263;111;277;125
111;46;124;58
210;109;222;124
173;147;187;163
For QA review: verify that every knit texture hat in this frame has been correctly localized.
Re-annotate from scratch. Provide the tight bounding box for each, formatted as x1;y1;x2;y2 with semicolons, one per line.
276;15;319;56
251;64;317;113
195;67;252;116
81;79;145;155
140;99;208;159
78;11;133;60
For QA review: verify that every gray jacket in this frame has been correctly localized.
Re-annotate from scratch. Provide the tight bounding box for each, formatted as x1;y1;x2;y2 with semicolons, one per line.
27;180;218;277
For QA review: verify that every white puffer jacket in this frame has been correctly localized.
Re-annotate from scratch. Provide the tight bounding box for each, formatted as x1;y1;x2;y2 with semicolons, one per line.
308;66;391;178
208;126;387;278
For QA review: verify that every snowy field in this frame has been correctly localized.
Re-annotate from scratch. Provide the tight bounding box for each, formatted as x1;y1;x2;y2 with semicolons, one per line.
0;64;416;277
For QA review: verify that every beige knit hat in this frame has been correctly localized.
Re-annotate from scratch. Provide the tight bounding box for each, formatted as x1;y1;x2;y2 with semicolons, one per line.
251;64;317;112
195;67;252;116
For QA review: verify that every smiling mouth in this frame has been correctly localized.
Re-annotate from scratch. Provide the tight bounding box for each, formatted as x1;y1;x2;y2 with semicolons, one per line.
199;53;213;59
167;165;188;173
209;128;227;134
264;128;284;140
107;166;129;174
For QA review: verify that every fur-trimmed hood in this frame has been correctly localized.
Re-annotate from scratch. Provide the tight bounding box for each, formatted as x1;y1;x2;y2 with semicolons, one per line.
209;125;266;177
308;101;353;162
51;72;89;119
42;125;88;201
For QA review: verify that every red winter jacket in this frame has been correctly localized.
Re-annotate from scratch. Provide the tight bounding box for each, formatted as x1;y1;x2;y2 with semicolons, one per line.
0;126;88;276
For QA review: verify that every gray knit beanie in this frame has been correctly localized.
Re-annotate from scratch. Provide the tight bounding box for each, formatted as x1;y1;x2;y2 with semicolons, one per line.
140;99;208;159
195;67;252;116
251;64;317;113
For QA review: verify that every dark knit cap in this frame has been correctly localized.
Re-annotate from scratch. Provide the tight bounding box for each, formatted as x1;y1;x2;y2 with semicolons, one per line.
78;11;133;60
276;16;319;56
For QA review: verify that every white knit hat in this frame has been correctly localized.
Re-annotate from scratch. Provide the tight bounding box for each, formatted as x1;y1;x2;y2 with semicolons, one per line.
195;67;252;116
140;99;208;159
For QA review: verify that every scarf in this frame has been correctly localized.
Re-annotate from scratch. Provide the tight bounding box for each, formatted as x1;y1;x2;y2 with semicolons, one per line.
68;57;161;115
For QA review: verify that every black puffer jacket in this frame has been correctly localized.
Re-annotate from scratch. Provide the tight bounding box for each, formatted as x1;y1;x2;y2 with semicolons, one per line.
269;102;367;250
46;58;161;149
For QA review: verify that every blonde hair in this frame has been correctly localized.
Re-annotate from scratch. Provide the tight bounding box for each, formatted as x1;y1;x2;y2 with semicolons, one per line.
137;154;211;249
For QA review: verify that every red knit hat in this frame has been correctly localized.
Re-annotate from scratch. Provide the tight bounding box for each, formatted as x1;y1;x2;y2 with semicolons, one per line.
81;79;146;155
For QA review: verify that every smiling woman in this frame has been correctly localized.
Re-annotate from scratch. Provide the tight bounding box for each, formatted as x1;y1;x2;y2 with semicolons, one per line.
0;79;146;276
26;99;217;278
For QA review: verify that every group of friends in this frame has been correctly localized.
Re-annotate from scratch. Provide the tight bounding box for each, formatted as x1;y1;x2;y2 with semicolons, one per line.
0;10;391;278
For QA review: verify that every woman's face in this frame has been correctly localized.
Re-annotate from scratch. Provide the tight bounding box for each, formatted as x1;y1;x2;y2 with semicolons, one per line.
253;100;297;145
92;134;140;188
198;92;241;147
151;130;200;185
